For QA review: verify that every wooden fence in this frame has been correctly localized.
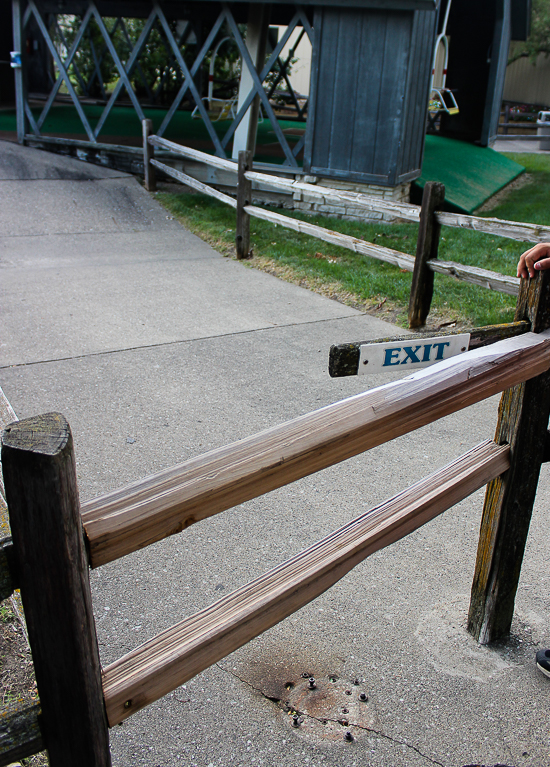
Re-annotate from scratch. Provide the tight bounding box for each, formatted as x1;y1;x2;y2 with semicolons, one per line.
141;120;550;329
2;267;550;764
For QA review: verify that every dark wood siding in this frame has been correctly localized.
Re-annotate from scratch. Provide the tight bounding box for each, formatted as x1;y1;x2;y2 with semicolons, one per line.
398;9;436;181
304;6;437;186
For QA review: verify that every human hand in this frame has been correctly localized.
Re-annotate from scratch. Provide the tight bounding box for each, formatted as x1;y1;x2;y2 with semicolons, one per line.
517;243;550;279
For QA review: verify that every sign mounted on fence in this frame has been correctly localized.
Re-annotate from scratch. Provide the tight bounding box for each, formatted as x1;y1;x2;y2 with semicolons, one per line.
358;334;471;374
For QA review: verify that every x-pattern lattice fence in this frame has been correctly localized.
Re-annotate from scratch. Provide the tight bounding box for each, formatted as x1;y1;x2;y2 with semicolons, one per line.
17;0;313;166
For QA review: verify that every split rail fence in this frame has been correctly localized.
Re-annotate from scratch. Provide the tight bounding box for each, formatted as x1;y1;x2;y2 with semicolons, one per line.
142;119;550;328
2;268;550;764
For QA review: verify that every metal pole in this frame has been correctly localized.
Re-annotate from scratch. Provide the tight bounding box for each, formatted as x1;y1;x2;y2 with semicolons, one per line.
12;0;26;143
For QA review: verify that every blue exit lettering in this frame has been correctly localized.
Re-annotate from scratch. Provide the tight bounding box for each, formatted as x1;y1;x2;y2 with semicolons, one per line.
383;342;450;367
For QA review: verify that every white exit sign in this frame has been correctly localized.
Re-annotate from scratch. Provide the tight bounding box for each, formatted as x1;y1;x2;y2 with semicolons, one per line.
358;334;471;374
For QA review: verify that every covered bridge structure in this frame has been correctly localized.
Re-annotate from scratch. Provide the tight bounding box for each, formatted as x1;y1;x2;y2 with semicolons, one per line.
0;0;531;211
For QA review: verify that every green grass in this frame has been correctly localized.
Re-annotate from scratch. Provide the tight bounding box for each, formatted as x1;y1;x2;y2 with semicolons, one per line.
157;151;550;330
0;603;14;624
484;153;550;225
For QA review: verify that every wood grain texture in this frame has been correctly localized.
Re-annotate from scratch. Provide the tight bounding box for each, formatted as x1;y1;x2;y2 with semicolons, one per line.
25;135;143;156
244;206;519;295
328;321;531;378
408;182;445;328
142;119;156;192
82;331;550;568
244;205;416;269
0;701;43;766
2;413;111;766
146;136;541;263
150;160;237;208
0;387;17;502
0;537;15;602
469;270;550;643
148;136;237;173
236;150;252;259
102;440;509;726
427;259;519;296
244;170;421;221
436;211;550;244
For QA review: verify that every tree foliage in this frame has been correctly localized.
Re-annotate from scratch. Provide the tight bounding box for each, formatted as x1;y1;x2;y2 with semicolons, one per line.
509;0;550;63
54;15;241;105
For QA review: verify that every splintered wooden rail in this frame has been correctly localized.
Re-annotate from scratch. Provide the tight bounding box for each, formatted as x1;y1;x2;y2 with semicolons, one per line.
102;440;509;726
3;137;550;767
435;211;550;244
146;145;521;297
4;272;550;764
82;330;550;568
145;132;550;245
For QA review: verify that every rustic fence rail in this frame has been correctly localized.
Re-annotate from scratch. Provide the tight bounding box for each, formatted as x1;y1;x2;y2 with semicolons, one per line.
2;271;550;763
23;126;546;329
141;123;547;327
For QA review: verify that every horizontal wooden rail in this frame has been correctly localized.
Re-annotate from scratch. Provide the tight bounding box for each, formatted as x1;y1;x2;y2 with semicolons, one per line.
244;204;416;269
496;133;541;140
244;170;421;222
82;331;550;568
148;136;237;173
427;258;519;295
245;205;519;294
102;439;509;726
0;701;43;766
328;320;531;377
146;135;546;252
150;159;237;208
26;134;143;155
146;136;420;221
146;133;419;220
436;211;550;244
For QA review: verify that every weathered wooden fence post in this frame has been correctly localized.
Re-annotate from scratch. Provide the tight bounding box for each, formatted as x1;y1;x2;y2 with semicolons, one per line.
1;413;111;766
236;149;253;259
142;118;156;192
408;181;445;328
468;269;550;644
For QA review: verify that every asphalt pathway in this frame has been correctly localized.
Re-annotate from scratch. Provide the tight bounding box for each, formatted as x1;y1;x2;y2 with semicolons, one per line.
1;140;549;767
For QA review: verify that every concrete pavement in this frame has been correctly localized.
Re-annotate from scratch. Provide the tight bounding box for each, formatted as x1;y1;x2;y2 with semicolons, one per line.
1;140;549;767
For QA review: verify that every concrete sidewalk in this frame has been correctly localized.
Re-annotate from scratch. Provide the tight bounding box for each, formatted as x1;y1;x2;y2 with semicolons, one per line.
1;140;549;767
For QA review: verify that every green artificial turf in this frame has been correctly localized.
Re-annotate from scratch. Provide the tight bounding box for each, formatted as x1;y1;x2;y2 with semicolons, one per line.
0;104;303;160
414;135;525;214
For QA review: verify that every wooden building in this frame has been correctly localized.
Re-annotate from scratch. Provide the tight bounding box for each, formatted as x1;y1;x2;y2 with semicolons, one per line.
7;0;438;196
3;0;530;204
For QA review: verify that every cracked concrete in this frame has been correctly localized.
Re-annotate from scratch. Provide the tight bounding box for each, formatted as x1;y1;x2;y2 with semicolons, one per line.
216;663;447;766
2;140;549;767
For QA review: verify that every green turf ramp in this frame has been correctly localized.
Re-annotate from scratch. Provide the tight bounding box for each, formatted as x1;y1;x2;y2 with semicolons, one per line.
415;135;524;213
